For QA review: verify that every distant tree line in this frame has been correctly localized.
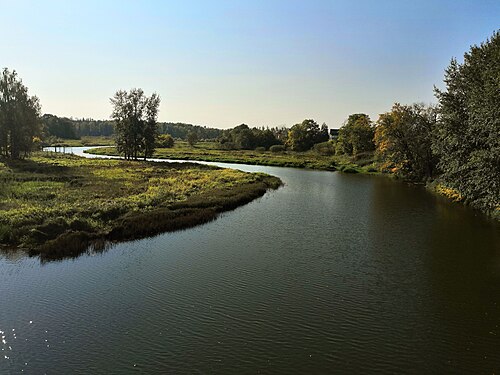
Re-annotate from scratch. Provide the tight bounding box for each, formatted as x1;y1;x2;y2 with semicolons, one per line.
40;114;223;141
218;124;282;150
158;122;222;140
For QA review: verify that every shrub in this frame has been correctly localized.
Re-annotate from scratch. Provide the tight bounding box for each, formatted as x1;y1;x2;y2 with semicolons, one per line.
156;134;175;148
219;142;237;150
269;145;285;153
313;141;334;156
254;146;266;152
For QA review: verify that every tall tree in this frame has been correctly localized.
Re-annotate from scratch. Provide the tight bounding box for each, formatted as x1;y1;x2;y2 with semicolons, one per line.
110;89;160;160
434;31;500;213
374;103;437;181
187;130;199;147
0;68;41;158
336;114;374;157
286;119;329;151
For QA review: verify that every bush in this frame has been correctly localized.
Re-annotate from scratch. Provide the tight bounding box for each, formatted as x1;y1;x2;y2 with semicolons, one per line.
270;145;285;153
313;141;334;156
254;146;266;152
156;134;175;148
219;142;237;150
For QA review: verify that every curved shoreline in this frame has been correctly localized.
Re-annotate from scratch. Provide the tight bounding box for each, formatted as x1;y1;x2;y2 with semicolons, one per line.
0;153;282;261
85;146;499;221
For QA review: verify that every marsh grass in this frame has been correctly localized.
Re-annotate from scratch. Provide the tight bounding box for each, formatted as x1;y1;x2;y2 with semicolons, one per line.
87;141;373;173
0;152;281;260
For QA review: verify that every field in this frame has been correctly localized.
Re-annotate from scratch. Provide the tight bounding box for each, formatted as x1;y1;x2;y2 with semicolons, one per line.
48;136;115;147
0;152;281;260
87;141;379;173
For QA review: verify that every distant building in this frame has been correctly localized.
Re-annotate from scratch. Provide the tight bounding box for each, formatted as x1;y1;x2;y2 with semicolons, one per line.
329;129;339;139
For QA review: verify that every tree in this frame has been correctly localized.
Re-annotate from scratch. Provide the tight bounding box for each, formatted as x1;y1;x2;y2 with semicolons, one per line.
218;124;281;150
0;68;41;158
41;114;78;139
374;103;437;180
286;119;329;151
433;31;500;213
335;114;374;157
156;134;174;148
187;130;198;146
110;89;160;160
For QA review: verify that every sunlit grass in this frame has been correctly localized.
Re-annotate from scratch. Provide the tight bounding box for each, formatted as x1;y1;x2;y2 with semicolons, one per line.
0;152;281;260
87;141;380;172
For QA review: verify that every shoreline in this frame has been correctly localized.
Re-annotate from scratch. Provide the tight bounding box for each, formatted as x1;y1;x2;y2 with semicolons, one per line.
0;153;282;261
85;146;499;221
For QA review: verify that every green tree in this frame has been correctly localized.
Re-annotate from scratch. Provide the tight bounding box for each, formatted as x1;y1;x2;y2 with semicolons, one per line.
156;134;175;148
41;114;78;139
336;114;374;157
433;31;500;213
187;130;199;146
286;119;328;151
110;89;160;160
374;103;437;180
0;68;41;158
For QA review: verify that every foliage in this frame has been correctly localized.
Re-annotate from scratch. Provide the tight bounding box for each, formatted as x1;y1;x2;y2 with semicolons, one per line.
269;144;285;153
158;122;222;140
218;124;281;150
336;114;374;156
0;152;281;260
88;140;373;172
110;88;160;160
187;130;199;146
374;103;438;181
313;141;335;156
433;30;500;213
0;68;41;158
286;119;329;151
156;134;175;148
41;114;78;139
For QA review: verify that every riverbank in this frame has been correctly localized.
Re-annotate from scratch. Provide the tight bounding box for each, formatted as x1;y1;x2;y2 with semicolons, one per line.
46;136;115;148
86;141;379;173
0;152;281;260
86;143;499;220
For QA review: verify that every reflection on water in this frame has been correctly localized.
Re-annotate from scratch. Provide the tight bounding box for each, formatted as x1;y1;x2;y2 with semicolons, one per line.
1;147;499;373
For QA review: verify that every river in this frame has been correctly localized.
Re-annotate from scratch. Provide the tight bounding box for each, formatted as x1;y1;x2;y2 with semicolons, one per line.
1;147;499;373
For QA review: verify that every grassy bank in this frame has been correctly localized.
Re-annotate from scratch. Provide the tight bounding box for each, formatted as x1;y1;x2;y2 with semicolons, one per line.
87;141;379;173
47;136;115;147
86;142;500;220
0;152;281;260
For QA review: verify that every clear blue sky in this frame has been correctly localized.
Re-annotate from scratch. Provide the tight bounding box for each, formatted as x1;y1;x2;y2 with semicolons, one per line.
2;0;499;128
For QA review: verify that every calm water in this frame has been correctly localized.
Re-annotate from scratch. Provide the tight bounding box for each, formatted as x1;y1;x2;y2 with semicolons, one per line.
1;147;499;374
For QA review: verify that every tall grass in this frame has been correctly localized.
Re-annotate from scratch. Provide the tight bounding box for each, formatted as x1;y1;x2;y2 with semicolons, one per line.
0;152;281;261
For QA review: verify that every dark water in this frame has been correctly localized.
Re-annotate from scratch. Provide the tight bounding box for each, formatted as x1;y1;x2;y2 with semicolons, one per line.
1;148;499;374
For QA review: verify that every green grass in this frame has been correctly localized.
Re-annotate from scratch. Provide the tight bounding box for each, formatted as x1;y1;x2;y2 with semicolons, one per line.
87;141;379;173
0;152;281;260
48;136;115;147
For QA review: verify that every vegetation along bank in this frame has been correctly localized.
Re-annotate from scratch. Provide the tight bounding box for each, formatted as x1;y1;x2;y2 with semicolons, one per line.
0;152;281;260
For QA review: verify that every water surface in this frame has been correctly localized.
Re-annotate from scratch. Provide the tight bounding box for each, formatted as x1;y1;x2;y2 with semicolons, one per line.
1;147;499;373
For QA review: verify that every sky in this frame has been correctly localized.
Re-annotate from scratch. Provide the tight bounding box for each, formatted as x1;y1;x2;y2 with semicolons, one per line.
1;0;499;129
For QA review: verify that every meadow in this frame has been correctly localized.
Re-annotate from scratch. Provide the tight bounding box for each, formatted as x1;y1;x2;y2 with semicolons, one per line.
87;141;379;173
0;152;281;260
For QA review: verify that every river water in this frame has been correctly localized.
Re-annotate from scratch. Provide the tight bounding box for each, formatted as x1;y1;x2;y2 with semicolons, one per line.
1;147;499;374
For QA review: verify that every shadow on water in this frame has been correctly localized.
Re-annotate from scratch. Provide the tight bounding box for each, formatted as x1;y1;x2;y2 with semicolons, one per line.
1;154;280;263
365;174;500;372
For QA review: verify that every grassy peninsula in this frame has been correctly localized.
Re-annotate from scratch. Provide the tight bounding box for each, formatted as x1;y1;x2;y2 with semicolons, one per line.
86;141;378;173
0;152;281;260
